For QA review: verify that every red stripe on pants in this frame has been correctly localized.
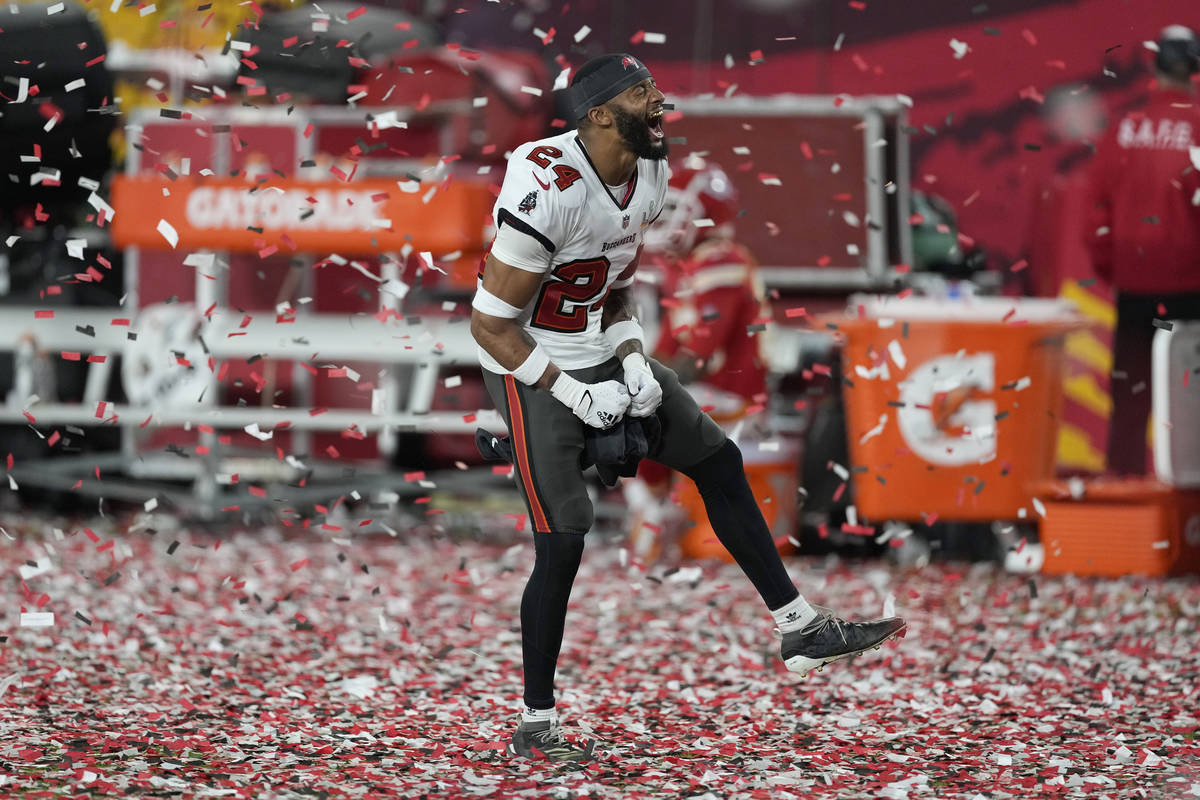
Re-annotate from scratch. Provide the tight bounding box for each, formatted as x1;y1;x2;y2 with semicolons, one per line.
504;375;551;533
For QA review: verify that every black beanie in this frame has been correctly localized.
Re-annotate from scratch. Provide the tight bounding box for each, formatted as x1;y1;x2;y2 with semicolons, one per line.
568;53;653;120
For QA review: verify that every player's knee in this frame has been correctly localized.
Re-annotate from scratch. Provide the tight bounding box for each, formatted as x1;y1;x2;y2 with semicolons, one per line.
681;438;743;490
552;494;594;535
532;529;586;568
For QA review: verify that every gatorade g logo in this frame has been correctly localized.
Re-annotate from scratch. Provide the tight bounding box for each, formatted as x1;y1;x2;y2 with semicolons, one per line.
896;353;997;466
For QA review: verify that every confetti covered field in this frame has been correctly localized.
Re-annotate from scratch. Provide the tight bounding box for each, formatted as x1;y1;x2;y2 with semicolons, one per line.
2;515;1198;799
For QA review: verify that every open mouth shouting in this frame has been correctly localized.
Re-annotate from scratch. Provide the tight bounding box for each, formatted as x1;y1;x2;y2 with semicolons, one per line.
648;107;665;140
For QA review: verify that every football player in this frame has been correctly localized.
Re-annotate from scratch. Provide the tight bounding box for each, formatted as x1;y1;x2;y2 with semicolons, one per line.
469;53;906;765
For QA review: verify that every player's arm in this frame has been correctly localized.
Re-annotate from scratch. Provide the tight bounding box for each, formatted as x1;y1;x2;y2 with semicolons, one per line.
470;254;560;390
600;286;643;360
600;244;644;357
471;249;630;430
600;246;663;416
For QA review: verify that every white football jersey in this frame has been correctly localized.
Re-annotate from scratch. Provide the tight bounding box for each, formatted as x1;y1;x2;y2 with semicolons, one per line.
477;130;669;374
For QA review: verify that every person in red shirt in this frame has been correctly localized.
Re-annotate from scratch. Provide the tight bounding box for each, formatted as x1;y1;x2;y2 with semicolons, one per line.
1085;24;1200;475
625;157;773;561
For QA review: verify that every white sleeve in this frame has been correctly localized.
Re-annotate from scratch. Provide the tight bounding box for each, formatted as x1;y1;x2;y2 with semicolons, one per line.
489;143;578;273
490;223;553;273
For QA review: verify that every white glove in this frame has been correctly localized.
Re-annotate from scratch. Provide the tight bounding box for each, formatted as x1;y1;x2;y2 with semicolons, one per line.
621;353;663;418
550;372;630;429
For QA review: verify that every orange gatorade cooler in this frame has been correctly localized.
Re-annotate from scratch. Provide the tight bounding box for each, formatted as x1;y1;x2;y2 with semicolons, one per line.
1034;478;1200;577
826;296;1082;523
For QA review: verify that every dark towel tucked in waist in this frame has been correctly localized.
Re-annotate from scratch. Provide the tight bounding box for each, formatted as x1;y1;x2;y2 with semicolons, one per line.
474;414;661;488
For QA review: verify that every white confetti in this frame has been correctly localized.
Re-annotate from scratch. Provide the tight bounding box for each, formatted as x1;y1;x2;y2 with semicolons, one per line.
950;38;970;59
144;497;158;512
20;612;55;627
183;252;215;269
444;375;462;389
573;25;591;43
643;31;666;44
46;2;64;13
0;674;21;703
66;238;87;260
1032;497;1046;518
888;339;907;369
338;675;379;699
156;219;179;249
65;78;86;92
244;423;274;441
19;560;50;580
371;111;408;130
552;67;571;91
859;412;888;444
519;86;543;97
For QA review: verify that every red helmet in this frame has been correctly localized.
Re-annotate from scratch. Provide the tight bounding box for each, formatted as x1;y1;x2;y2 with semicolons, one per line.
644;156;739;256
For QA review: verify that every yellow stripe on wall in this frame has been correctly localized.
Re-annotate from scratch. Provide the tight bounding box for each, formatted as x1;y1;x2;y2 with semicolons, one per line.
1056;424;1107;472
1063;373;1113;417
1060;281;1116;327
1063;330;1113;374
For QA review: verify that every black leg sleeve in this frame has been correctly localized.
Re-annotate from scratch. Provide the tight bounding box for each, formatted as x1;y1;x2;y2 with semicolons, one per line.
520;530;586;709
681;439;799;611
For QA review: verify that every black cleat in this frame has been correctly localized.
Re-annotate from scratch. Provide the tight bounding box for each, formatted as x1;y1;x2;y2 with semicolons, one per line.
508;718;595;765
781;606;906;677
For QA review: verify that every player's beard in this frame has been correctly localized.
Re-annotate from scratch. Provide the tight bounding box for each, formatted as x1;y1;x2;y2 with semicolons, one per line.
612;104;669;161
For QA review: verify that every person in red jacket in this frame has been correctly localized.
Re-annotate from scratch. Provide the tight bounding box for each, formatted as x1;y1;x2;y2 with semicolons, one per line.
1085;24;1200;475
625;157;773;561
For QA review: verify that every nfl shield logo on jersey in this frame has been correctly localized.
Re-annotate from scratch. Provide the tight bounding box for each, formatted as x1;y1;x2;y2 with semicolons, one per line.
518;191;537;215
622;214;630;229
